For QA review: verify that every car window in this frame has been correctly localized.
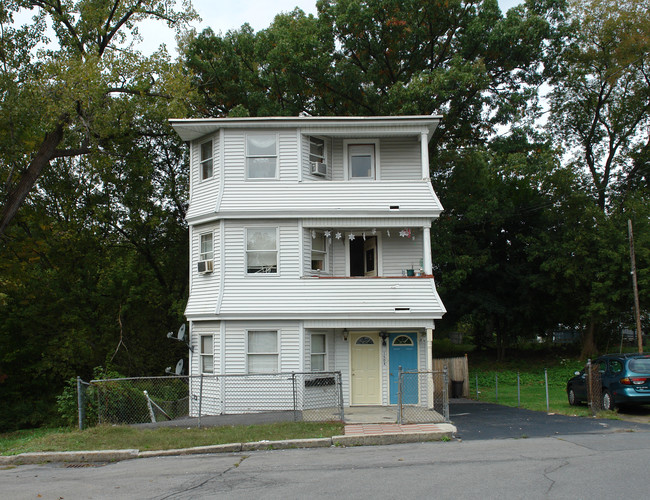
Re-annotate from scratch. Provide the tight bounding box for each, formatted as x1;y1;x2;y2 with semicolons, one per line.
609;359;623;374
628;358;650;374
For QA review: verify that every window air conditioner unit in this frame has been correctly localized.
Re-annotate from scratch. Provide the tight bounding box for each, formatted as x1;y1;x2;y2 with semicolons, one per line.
197;260;213;274
310;161;327;176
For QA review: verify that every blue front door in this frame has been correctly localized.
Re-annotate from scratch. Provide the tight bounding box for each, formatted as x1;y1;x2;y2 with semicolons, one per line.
389;333;418;404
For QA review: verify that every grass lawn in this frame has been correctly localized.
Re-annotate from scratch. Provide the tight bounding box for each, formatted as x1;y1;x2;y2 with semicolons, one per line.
0;421;344;456
466;354;617;418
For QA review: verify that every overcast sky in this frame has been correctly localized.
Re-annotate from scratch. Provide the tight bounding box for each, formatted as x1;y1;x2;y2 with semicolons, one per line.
135;0;524;56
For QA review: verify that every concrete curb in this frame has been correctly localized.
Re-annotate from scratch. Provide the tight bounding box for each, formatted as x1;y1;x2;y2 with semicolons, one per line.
0;449;139;466
332;430;453;447
0;427;456;465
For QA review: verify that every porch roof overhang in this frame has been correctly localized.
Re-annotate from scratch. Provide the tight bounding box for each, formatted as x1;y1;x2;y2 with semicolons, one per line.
186;180;443;224
170;115;442;142
208;277;446;320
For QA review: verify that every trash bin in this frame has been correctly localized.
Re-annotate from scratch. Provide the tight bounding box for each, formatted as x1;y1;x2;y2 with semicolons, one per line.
451;379;464;398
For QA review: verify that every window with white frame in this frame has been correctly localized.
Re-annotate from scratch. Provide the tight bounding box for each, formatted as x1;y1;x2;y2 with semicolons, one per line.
311;333;326;371
199;232;214;261
311;232;328;272
246;227;278;274
309;137;325;163
246;133;277;179
247;330;278;373
200;335;214;374
348;143;375;179
200;140;213;180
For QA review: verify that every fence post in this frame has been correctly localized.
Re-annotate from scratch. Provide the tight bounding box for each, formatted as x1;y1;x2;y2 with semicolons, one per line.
338;371;345;422
292;372;297;422
77;377;84;430
96;383;102;425
475;373;479;400
586;358;592;415
545;368;550;413
443;365;449;423
398;366;403;424
517;372;520;408
144;390;156;423
495;374;499;403
198;374;203;428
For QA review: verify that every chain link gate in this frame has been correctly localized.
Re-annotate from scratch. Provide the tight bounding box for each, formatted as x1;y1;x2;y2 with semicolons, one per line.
397;367;449;424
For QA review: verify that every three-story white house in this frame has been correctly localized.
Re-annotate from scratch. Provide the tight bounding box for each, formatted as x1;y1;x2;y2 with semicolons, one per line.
170;115;446;412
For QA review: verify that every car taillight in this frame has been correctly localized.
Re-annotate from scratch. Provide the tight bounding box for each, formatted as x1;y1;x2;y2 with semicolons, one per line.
620;377;648;385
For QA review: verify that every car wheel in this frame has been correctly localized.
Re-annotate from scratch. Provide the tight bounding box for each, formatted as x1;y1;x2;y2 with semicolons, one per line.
602;389;615;411
568;387;578;406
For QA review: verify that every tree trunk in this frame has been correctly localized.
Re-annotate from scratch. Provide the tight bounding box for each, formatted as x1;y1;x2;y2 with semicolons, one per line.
0;122;66;238
580;318;598;360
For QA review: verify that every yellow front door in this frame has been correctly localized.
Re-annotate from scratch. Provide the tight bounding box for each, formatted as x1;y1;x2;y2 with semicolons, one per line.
350;332;381;405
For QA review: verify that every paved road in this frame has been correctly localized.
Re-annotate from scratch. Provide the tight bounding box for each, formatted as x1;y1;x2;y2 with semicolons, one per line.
2;431;650;499
450;400;650;440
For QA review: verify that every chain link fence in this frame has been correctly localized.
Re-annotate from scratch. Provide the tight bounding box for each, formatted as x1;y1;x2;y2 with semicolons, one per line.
397;369;449;424
82;371;343;428
468;360;608;415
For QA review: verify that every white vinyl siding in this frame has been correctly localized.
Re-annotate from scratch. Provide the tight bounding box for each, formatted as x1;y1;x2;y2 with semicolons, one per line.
380;137;421;180
186;223;221;317
216;181;442;217
330;137;422;182
334;330;350;406
217;278;445;319
187;132;220;221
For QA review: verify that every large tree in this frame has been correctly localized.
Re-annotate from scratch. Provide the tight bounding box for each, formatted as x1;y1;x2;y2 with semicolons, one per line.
186;0;562;149
544;0;650;355
0;0;196;430
547;0;650;211
0;0;196;237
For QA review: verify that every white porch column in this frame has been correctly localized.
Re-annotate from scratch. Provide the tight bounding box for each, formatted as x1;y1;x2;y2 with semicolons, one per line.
420;131;430;179
423;226;432;275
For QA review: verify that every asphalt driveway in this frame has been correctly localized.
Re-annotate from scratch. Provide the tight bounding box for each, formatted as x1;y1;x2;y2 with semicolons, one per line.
450;399;650;440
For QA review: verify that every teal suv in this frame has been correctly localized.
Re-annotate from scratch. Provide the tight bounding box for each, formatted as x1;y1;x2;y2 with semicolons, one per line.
567;353;650;410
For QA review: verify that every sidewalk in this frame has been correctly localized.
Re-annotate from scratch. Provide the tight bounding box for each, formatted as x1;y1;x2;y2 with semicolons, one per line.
0;422;456;466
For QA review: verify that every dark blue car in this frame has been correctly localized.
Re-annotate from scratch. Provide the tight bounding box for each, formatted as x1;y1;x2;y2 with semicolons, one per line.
567;353;650;410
